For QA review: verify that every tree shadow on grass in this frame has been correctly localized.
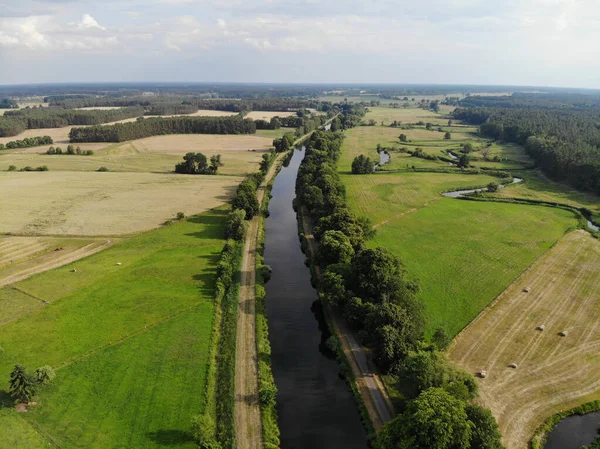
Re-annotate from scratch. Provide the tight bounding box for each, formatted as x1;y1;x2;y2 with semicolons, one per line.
147;429;194;446
192;253;221;296
0;390;13;409
185;209;229;241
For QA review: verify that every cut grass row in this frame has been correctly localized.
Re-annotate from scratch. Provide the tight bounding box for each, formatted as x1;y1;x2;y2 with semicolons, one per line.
0;208;229;448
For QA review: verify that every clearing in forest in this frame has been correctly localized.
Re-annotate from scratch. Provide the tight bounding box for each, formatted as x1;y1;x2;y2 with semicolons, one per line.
0;171;241;235
449;230;600;449
244;111;297;120
0;209;227;449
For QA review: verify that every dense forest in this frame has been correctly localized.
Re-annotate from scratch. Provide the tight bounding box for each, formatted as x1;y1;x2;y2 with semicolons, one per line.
459;92;600;110
0;106;144;137
69;116;256;142
454;107;600;194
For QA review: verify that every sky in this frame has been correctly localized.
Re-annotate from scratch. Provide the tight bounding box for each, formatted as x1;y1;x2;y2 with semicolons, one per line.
0;0;598;88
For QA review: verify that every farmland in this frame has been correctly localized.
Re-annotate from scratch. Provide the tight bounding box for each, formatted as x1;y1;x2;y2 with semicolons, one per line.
0;171;241;236
338;106;581;337
0;208;227;448
449;230;600;449
244;111;297;120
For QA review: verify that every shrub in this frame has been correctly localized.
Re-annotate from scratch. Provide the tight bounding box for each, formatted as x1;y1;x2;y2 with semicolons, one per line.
97;166;109;172
176;212;185;220
351;154;374;174
259;384;277;406
163;220;174;226
34;365;56;386
487;182;500;192
8;165;16;171
260;265;272;283
36;165;49;171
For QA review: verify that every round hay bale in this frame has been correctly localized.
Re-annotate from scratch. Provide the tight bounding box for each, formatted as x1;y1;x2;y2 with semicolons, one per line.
509;363;518;369
537;324;545;331
559;331;567;337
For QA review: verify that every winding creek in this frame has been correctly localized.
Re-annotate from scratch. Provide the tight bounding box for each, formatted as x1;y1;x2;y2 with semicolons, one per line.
263;147;368;449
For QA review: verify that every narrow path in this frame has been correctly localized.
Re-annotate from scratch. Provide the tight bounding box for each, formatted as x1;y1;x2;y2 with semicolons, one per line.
300;207;395;429
234;154;285;449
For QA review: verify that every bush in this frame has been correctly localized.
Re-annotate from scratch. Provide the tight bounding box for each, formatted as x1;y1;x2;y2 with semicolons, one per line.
97;166;109;172
259;384;277;406
351;154;374;174
176;212;185;220
8;165;16;171
260;265;272;283
487;182;500;192
34;366;55;386
36;165;49;171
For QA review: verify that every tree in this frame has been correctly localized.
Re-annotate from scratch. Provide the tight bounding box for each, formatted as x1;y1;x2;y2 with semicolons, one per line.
480;145;493;160
462;142;475;153
231;190;259;219
317;230;354;265
465;404;505;449
259;383;277;406
381;388;473;449
176;212;185;220
448;119;454;127
457;154;471;168
399;134;408;143
34;365;55;386
487;182;499;193
9;365;37;403
351;154;374;174
209;154;223;173
432;328;451;350
425;123;433;130
225;209;247;241
175;152;213;174
350;247;403;302
444;132;452;140
314;208;365;250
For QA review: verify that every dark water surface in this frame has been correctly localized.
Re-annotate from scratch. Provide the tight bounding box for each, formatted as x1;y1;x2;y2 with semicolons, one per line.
544;412;600;449
264;148;368;449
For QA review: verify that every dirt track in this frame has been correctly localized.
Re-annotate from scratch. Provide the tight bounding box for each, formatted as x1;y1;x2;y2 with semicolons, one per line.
449;230;600;449
234;155;283;449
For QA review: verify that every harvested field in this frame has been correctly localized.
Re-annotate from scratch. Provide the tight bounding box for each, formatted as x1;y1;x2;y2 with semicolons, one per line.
0;236;115;291
0;171;240;235
244;111;296;120
449;230;600;449
129;134;273;154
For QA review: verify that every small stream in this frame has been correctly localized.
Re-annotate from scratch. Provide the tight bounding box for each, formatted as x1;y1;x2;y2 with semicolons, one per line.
374;150;390;170
544;412;600;449
442;177;523;198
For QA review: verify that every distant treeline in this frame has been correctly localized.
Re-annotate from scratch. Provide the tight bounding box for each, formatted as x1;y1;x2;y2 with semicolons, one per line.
0;136;53;150
0;98;18;109
460;92;600;110
454;107;600;194
69;116;256;142
0;106;144;137
49;96;317;112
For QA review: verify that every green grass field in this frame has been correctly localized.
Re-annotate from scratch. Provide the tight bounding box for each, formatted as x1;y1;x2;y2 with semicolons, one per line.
369;199;576;337
0;208;227;448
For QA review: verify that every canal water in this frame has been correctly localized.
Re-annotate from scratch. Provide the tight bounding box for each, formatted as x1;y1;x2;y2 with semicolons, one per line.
544;412;600;449
263;148;368;449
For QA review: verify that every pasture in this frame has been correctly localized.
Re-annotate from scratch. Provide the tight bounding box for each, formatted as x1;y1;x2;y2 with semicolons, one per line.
0;209;227;448
449;230;600;449
369;199;576;337
0;171;241;236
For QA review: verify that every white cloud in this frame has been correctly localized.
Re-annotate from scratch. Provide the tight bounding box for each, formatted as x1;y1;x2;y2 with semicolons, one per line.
76;14;106;31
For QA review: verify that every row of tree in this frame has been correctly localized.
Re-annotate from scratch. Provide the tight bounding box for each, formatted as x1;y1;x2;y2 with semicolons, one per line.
0;98;18;109
174;152;222;174
69;116;256;142
0;135;53;150
254;115;305;130
453;107;600;195
46;145;93;155
0;106;145;137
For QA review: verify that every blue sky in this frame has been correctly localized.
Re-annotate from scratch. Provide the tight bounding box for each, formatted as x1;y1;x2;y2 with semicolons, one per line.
0;0;598;88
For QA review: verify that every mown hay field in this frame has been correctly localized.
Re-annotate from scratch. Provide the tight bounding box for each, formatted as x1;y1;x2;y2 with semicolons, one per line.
449;230;600;449
0;209;227;449
0;171;241;236
0;236;115;290
1;133;275;175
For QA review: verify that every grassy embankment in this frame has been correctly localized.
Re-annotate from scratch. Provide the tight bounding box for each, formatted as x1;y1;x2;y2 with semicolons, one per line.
0;208;228;449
